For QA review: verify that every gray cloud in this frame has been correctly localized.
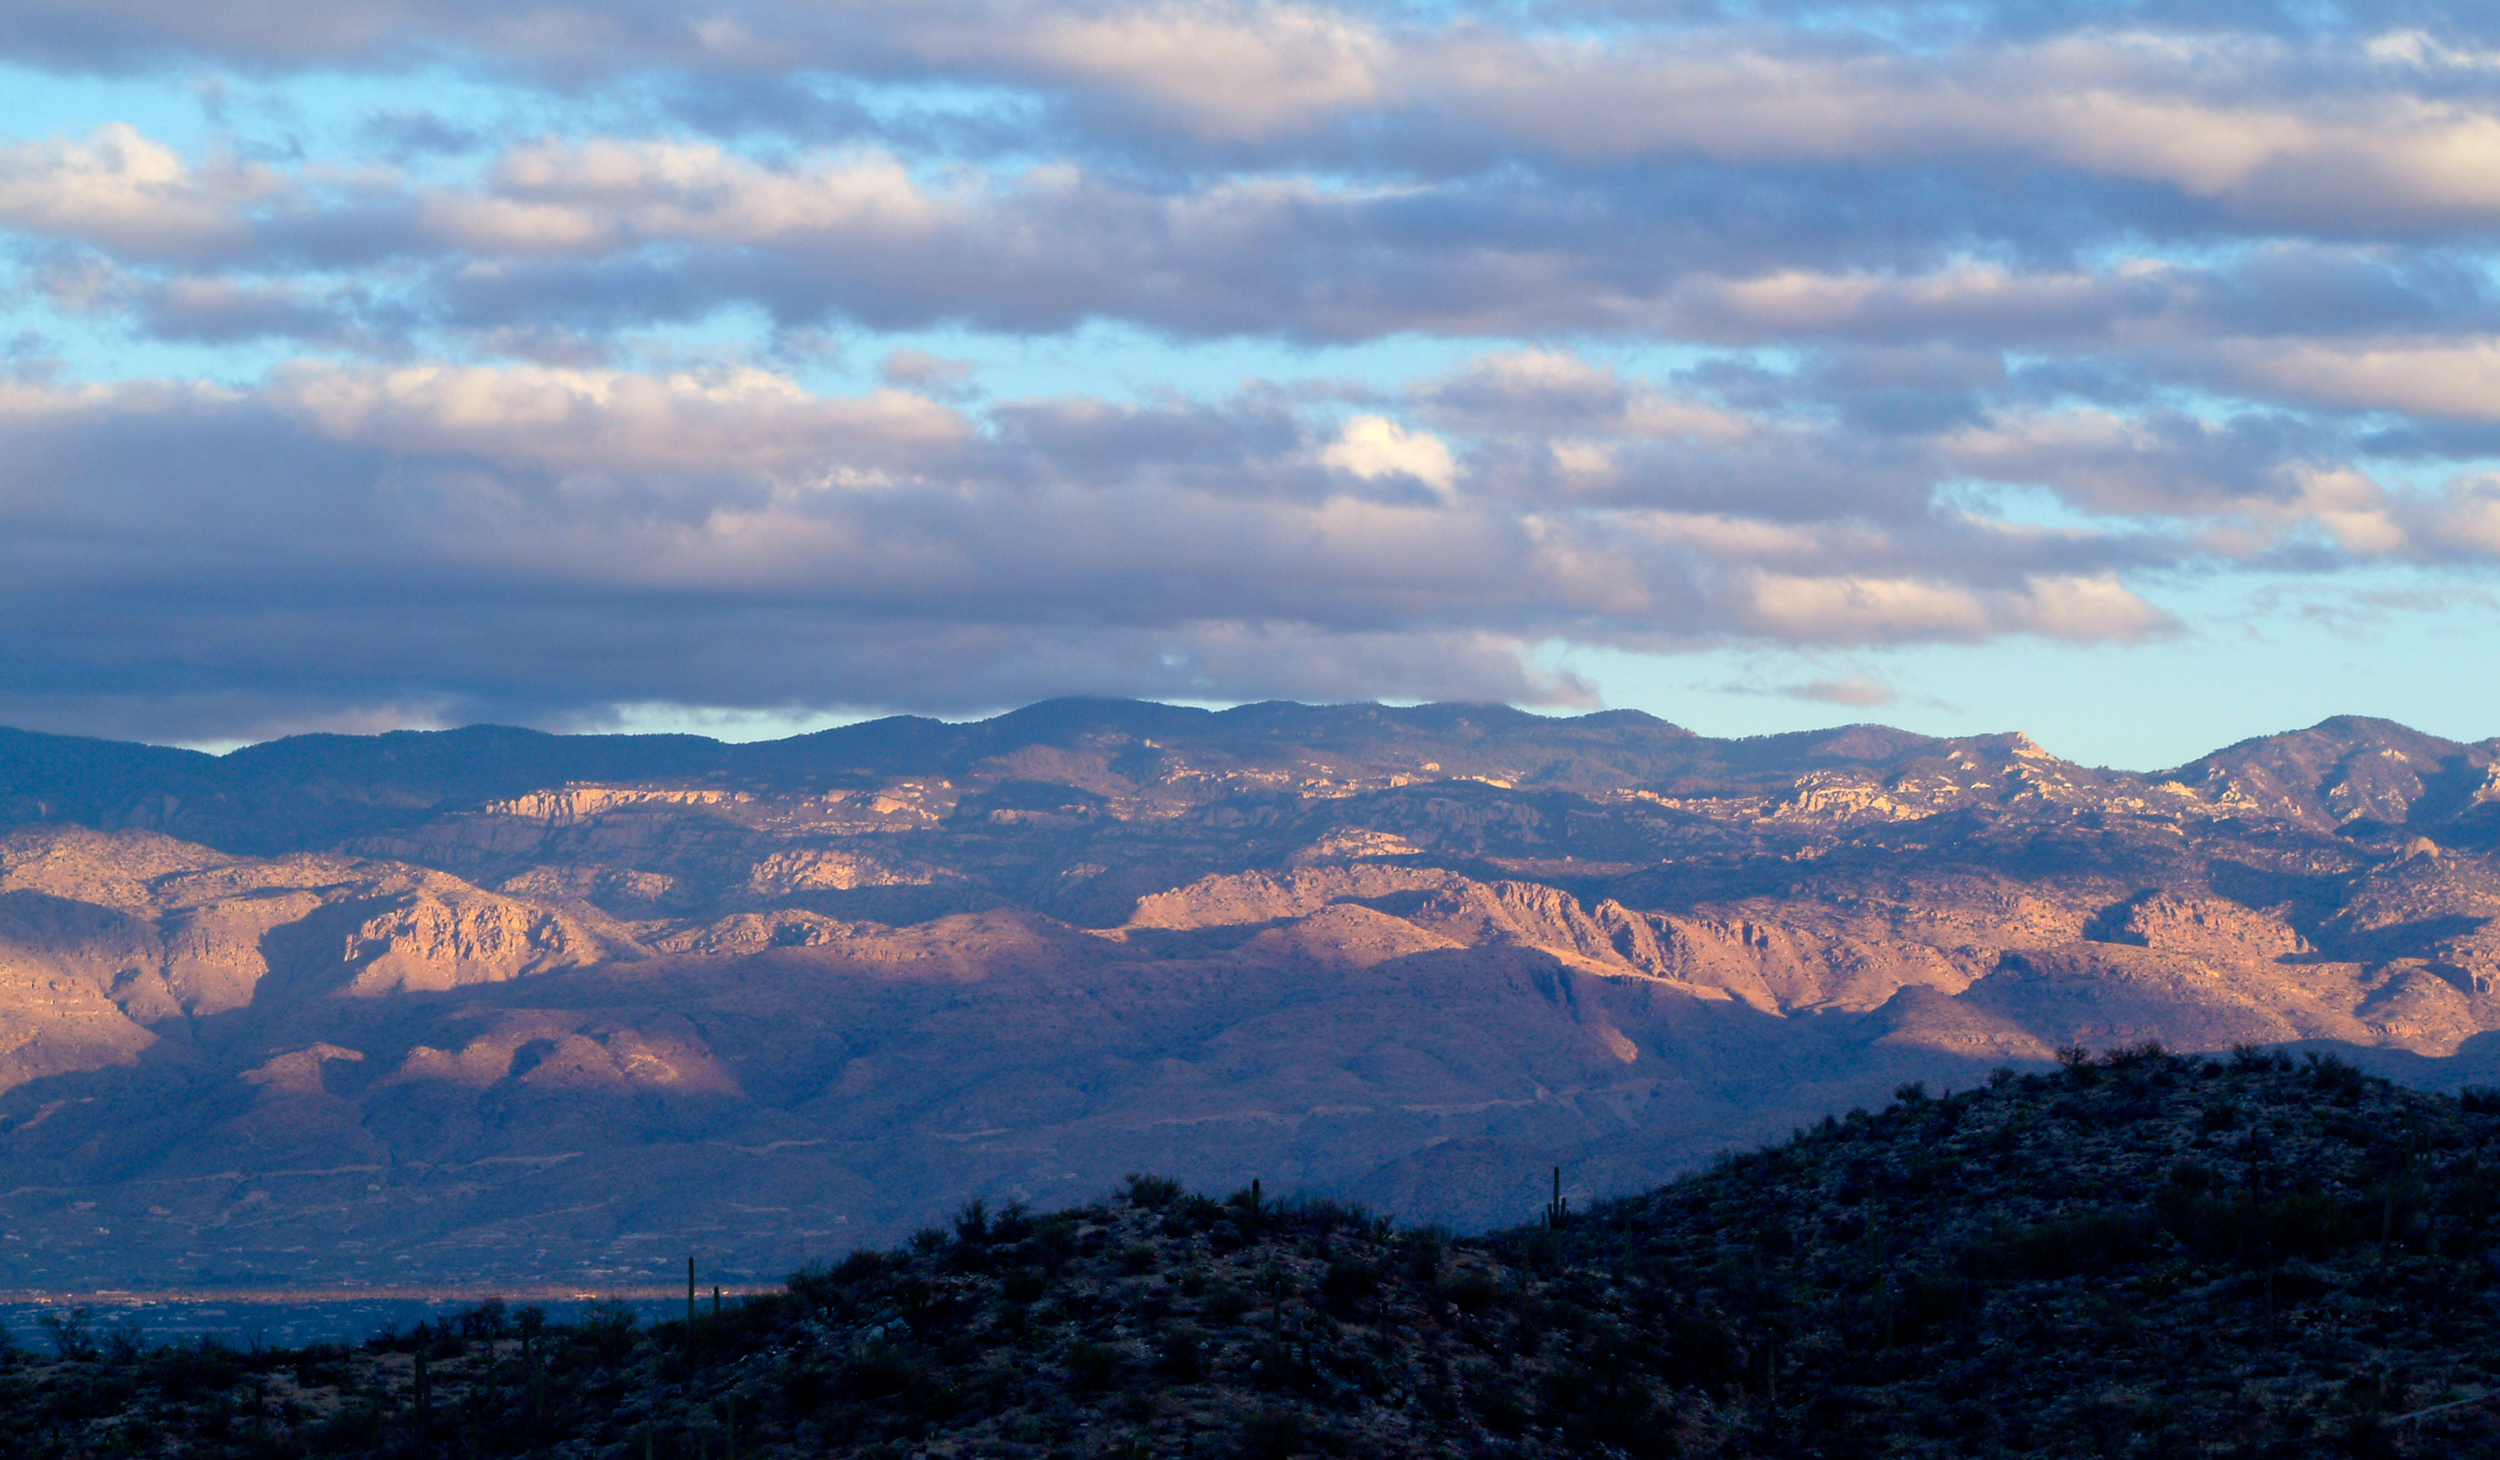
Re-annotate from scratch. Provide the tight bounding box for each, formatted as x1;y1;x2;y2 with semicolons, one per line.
1780;674;1898;707
358;107;484;158
16;126;2500;371
0;354;2263;740
6;2;2500;739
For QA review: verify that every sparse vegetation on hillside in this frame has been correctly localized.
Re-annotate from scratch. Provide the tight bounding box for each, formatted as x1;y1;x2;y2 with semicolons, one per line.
16;1047;2500;1456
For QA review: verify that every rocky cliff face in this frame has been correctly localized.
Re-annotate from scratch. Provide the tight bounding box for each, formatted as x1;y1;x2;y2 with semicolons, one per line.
0;701;2496;1289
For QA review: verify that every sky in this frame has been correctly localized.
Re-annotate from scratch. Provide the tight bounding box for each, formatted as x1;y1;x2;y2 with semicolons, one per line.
6;2;2500;769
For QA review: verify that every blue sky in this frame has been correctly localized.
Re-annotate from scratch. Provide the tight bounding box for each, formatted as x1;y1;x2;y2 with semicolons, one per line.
5;2;2500;768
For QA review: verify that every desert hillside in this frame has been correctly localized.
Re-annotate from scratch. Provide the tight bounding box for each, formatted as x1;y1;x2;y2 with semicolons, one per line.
11;1048;2500;1458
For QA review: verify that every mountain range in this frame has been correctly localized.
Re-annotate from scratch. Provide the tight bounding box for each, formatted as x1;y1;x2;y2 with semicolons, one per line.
2;700;2498;1290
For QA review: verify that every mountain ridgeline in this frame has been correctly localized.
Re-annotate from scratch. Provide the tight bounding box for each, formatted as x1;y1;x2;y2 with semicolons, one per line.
0;700;2498;1288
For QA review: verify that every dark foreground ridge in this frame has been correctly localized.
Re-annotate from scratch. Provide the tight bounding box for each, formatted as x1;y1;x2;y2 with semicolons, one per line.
13;1048;2500;1457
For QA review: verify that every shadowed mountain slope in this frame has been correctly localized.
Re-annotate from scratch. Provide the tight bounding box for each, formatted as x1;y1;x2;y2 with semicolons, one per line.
1;703;2498;1288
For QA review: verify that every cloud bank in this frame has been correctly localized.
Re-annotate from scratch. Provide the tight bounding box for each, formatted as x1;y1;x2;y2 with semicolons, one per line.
3;2;2500;739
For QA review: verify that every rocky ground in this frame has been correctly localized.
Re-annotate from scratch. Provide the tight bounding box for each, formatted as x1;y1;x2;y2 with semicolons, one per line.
11;1046;2500;1457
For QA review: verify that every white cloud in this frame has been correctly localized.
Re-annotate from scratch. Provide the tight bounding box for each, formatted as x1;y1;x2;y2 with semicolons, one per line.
423;139;944;254
263;361;970;471
2202;337;2500;420
1738;570;2169;644
943;2;1391;140
0;124;266;259
1321;415;1458;495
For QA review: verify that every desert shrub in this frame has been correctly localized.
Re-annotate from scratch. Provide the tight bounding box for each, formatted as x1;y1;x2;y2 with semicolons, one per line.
148;1337;238;1399
1631;1299;1740;1388
2441;1161;2499;1221
103;1324;146;1363
1285;1196;1373;1235
2304;1052;2367;1102
1236;1407;1307;1460
2158;1185;2365;1262
1513;1226;1566;1275
1548;1364;1680;1459
1121;1174;1184;1209
1998;1212;2155;1277
290;1343;351;1388
1065;1341;1121;1392
984;1200;1033;1246
1118;1243;1159;1276
793;1249;888;1303
458;1298;507;1341
1902;1271;1975;1336
304;1400;386;1451
1202;1285;1252;1325
1000;1266;1047;1304
1440;1270;1502;1315
844;1343;959;1417
1401;1227;1447;1284
2261;1193;2364;1258
1321;1260;1380;1314
2460;1086;2500;1115
1245;1338;1301;1391
2231;1044;2291;1074
1465;1360;1528;1433
781;1358;836;1415
37;1308;96;1361
1158;1324;1207;1381
577;1299;638;1365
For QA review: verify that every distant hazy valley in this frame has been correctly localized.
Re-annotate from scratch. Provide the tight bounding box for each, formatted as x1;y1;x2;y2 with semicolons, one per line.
3;700;2499;1289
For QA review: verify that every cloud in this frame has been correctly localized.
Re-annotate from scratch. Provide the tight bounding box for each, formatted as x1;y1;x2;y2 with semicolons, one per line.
0;124;267;260
7;4;2500;738
22;8;2500;239
880;347;979;394
21;125;2500;361
922;2;1392;141
359;107;482;157
262;360;970;471
1781;674;1898;707
0;350;2259;740
1321;415;1458;495
1734;570;2172;644
2197;337;2500;420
